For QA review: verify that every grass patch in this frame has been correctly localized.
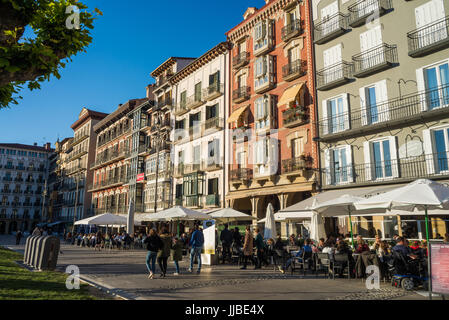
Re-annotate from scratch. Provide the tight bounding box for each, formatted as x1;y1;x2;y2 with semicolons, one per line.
0;246;100;300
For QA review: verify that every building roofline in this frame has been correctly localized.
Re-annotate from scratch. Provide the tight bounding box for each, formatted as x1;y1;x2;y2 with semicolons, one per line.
0;143;54;152
70;109;109;130
150;57;197;78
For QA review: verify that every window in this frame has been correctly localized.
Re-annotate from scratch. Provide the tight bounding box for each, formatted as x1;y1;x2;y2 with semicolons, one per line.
209;71;220;86
356;0;379;18
207;139;220;166
206;104;217;120
238;74;247;89
363;137;398;181
359;25;383;68
195;82;202;101
237;150;247;168
254;55;274;90
255;95;275;132
415;0;447;48
193;145;201;165
253;20;272;53
292;138;304;158
431;127;449;172
360;80;388;125
208;178;219;195
325;146;352;185
320;1;339;35
424;62;449;110
180;91;187;107
323;95;348;134
323;44;342;83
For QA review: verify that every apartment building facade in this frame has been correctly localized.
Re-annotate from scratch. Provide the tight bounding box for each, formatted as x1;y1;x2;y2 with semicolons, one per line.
170;42;231;210
61;108;107;225
89;100;145;216
0;143;53;234
313;0;449;239
225;0;318;234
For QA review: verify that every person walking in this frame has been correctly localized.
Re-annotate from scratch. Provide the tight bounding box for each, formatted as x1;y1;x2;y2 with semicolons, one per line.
157;227;172;278
220;224;233;264
240;226;254;270
189;224;204;274
171;236;183;275
144;229;162;279
254;227;267;269
15;230;22;245
31;226;41;237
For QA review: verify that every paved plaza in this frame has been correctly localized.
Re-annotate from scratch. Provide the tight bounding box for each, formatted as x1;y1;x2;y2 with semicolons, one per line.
1;235;436;301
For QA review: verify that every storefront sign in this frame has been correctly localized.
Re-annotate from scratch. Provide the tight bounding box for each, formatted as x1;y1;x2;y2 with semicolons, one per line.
430;243;449;295
136;173;145;182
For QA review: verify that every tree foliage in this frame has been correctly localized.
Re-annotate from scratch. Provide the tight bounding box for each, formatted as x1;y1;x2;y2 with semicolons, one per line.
0;0;101;109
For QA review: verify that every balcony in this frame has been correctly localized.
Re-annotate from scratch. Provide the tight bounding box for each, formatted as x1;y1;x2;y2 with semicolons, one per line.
188;125;202;140
68;148;88;162
175;198;183;206
90;149;128;170
183;163;202;175
352;44;397;78
157;98;174;109
314;13;350;45
186;93;205;110
4;165;14;170
203;83;224;101
282;59;307;82
281;19;304;42
322;152;449;189
16;166;26;171
1;189;12;195
203;117;223;133
174;102;188;116
2;177;12;182
202;158;223;172
281;157;310;178
233;52;250;69
230;168;253;183
97;125;131;147
317;61;354;91
317;84;449;141
138;145;150;156
205;194;220;207
88;175;127;192
148;143;171;156
66;164;87;175
71;133;89;148
282;107;308;128
254;72;275;94
348;0;393;28
174;164;186;178
185;196;200;208
408;16;449;58
233;86;251;103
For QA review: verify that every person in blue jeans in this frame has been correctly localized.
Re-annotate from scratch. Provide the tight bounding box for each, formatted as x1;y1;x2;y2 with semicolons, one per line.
189;224;204;274
279;239;313;273
143;229;162;279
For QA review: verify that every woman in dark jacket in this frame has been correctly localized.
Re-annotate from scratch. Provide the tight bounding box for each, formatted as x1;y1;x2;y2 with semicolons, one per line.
144;229;162;279
171;236;183;275
157;227;172;278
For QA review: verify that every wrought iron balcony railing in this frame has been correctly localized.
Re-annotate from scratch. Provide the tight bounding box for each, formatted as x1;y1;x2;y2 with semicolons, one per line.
206;194;220;207
186;93;205;109
352;43;397;78
314;12;349;45
230;168;253;182
91;149;128;169
317;61;354;91
281;157;312;175
322;152;449;188
203;117;224;132
281;19;303;42
203;83;224;101
282;107;308;128
282;59;307;82
233;52;250;69
348;0;392;28
408;16;449;57
317;83;449;140
232;86;251;103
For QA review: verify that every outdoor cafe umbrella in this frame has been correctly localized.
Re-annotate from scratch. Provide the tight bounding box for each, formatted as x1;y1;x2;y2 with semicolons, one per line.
312;195;370;248
354;179;449;298
209;208;257;224
74;213;128;226
264;203;277;240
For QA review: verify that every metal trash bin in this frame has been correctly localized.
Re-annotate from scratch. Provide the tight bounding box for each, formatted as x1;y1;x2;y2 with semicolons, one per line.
32;236;46;269
27;236;41;267
23;236;38;265
37;236;60;271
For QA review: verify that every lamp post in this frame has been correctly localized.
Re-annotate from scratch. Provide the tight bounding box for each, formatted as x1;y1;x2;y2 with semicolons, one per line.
152;110;164;213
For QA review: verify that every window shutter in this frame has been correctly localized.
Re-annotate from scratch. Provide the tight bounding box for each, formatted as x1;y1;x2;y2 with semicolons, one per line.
416;67;427;111
345;145;354;182
389;136;400;178
377;80;389;122
423;129;435;174
263;56;268;75
363;141;372;181
215;139;220;163
322;100;329;135
360;87;368;125
324;149;332;186
262;20;267;38
343;93;350;130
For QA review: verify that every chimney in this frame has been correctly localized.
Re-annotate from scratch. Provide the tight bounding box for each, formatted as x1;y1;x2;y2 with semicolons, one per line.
146;84;155;99
33;142;37;146
44;142;51;150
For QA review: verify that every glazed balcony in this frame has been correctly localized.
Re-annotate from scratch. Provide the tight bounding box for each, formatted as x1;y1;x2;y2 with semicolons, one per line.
408;16;449;58
352;44;398;78
97;125;131;147
233;52;250;69
90;149;128;170
205;194;220;207
232;86;251;103
88;175;127;192
317;83;449;142
317;61;354;91
348;0;393;28
282;107;308;128
185;196;200;208
282;59;307;82
281;19;304;42
314;13;350;45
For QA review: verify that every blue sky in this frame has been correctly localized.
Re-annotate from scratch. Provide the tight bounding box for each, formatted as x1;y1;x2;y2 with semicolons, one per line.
0;0;266;147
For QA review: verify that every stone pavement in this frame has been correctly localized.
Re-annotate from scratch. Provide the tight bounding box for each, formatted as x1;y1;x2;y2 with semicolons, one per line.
0;235;437;300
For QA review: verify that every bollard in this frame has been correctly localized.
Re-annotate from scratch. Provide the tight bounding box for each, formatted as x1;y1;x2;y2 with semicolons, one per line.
28;236;40;266
37;236;60;271
32;236;46;269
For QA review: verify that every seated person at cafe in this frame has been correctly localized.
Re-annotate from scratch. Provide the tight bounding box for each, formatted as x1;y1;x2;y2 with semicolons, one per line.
278;239;313;274
334;238;355;277
370;235;382;251
274;235;284;250
392;237;418;260
288;234;297;247
354;239;370;253
316;238;325;252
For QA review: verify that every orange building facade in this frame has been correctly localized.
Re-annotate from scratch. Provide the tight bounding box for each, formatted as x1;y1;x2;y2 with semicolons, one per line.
225;0;318;235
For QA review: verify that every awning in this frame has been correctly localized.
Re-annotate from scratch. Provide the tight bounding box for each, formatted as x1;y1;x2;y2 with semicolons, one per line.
280;184;403;213
227;105;248;123
278;82;304;106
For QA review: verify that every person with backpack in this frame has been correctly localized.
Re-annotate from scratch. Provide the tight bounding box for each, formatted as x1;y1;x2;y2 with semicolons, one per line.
189;224;204;274
144;229;162;279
